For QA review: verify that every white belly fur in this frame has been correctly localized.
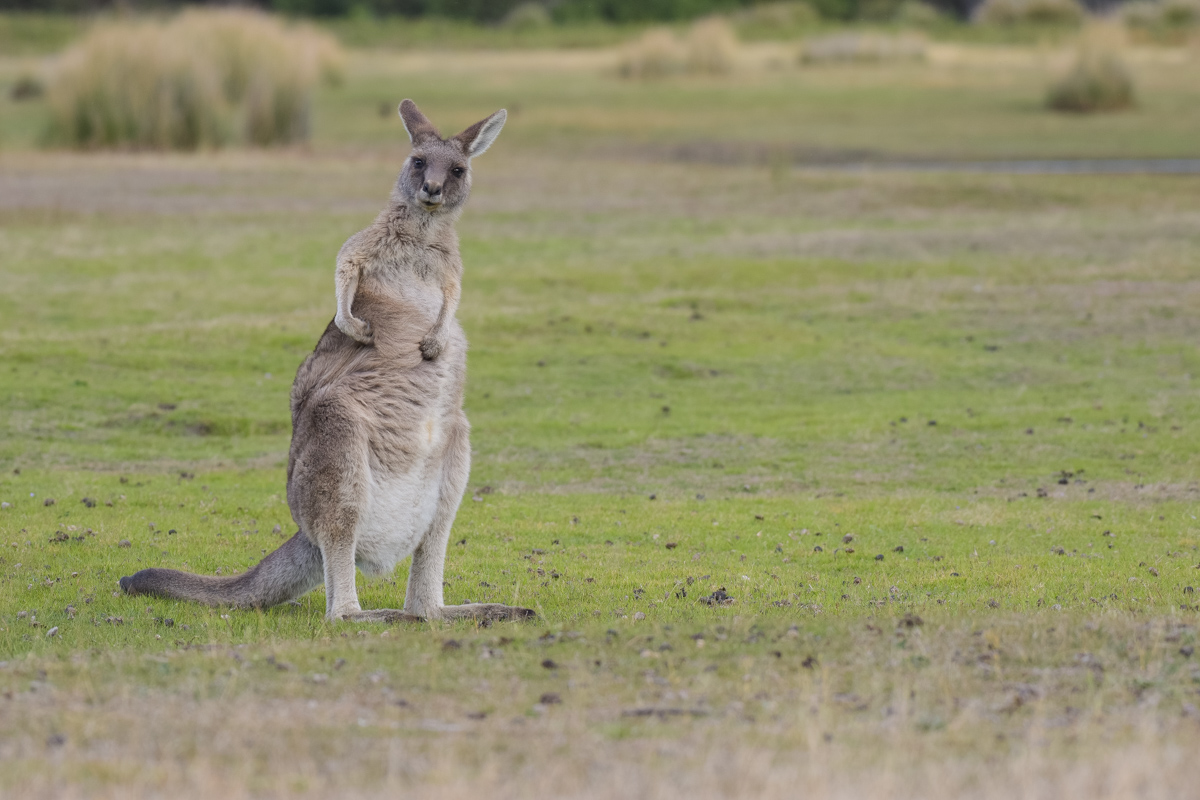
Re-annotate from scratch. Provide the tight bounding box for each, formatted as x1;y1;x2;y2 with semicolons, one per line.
354;417;444;576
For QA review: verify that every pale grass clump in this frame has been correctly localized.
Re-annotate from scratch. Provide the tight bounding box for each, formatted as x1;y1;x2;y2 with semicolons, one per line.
1047;23;1136;112
619;19;740;79
799;31;928;64
47;8;345;150
501;2;553;31
618;28;685;79
47;24;229;150
685;17;739;75
973;0;1087;25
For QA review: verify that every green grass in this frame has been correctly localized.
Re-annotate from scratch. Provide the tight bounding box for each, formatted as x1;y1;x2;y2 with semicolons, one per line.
319;14;645;50
307;49;1200;160
2;30;1200;799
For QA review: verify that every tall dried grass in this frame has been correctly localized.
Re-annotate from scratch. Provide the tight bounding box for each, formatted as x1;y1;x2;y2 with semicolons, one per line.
685;17;739;75
617;28;684;78
1047;23;1136;112
973;0;1087;25
47;9;344;150
618;18;739;79
48;25;229;150
501;2;553;31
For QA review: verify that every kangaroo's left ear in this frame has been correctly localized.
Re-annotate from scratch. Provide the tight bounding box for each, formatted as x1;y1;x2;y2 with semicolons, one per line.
399;99;441;144
452;109;507;158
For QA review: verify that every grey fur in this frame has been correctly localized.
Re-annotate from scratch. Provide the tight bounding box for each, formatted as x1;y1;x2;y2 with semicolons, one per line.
120;101;533;624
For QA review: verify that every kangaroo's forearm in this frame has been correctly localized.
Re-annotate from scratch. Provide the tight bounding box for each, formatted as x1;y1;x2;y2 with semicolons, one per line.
334;258;374;343
418;264;461;360
430;274;461;335
335;259;361;321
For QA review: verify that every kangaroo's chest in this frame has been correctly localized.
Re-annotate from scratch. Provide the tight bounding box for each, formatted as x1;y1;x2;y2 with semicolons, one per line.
361;245;443;309
368;233;448;279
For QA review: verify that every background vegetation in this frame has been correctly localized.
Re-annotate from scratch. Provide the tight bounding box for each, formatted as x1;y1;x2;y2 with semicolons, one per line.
43;9;344;149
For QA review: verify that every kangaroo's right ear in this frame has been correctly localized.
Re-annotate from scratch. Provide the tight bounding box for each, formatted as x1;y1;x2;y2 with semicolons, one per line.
398;99;441;144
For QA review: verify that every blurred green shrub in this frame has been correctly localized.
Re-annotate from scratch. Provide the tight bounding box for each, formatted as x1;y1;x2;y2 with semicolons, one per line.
1121;0;1200;31
46;8;344;150
733;1;821;26
1162;0;1200;25
972;0;1086;25
892;0;947;24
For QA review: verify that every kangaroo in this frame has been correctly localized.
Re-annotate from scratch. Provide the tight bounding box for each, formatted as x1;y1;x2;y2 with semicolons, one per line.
120;100;535;623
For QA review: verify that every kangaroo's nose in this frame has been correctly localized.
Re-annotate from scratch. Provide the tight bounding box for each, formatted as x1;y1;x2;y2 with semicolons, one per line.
422;180;442;197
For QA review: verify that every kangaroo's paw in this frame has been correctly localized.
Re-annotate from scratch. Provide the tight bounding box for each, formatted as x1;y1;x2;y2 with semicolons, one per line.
335;314;374;345
419;333;445;361
339;608;423;623
438;603;538;622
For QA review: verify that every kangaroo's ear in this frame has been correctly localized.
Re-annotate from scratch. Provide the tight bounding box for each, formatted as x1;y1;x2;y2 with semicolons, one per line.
452;109;507;158
398;99;440;144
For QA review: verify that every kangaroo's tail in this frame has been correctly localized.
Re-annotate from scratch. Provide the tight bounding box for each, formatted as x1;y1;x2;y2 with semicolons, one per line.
119;532;323;609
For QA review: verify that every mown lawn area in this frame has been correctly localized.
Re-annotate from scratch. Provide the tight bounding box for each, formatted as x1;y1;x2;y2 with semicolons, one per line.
1;32;1199;798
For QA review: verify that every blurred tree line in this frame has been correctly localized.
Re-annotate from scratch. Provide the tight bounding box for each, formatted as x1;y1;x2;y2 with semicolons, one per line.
0;0;996;24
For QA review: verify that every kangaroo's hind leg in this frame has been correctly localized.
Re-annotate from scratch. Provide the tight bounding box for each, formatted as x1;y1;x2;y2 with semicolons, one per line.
405;416;537;623
290;399;404;622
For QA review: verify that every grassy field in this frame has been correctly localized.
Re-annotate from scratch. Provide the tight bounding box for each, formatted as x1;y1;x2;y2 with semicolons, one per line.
2;19;1200;798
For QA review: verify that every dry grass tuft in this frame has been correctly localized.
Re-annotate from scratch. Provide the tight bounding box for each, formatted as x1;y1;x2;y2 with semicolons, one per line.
46;9;344;150
1047;23;1136;112
502;2;554;31
685;17;739;75
799;32;927;64
617;28;685;79
973;0;1087;25
47;25;229;150
619;19;739;79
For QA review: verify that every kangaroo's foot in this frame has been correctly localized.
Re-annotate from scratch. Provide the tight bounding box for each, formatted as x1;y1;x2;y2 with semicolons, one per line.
438;603;537;622
338;608;423;623
336;605;534;623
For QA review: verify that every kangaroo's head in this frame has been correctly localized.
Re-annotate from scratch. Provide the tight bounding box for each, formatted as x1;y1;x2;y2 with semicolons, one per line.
395;99;506;217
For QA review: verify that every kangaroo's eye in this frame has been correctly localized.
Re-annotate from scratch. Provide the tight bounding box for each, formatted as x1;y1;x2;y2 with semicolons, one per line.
412;158;424;169
452;167;465;178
